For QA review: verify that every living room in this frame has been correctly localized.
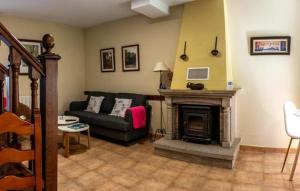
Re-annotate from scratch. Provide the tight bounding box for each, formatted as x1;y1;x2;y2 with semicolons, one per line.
0;0;300;190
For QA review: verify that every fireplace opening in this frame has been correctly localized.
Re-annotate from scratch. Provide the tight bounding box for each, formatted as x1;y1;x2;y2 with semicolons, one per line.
179;105;220;144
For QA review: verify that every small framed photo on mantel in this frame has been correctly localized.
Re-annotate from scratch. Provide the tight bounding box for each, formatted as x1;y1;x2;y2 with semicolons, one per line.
100;48;115;72
122;44;140;72
250;36;291;55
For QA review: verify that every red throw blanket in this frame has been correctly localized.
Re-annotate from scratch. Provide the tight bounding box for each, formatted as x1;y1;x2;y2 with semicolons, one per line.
128;106;146;129
3;97;7;108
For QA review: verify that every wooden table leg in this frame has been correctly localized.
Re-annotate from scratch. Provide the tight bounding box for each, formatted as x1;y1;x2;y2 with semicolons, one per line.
62;132;65;148
64;133;70;158
87;129;90;149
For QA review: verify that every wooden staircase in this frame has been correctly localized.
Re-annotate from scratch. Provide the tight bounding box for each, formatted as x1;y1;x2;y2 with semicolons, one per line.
0;22;61;191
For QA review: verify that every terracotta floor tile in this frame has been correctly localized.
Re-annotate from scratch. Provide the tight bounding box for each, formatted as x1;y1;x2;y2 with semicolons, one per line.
58;172;68;184
113;146;134;156
206;167;234;181
152;168;180;185
182;163;211;177
164;186;189;191
128;151;150;161
163;159;189;172
113;157;137;169
98;151;123;162
96;163;124;177
173;173;205;190
232;183;263;191
132;179;169;191
131;162;158;177
58;181;84;191
56;135;300;191
75;171;107;188
235;161;264;172
95;181;129;191
143;155;169;168
111;171;141;188
238;151;264;162
262;187;294;191
60;163;88;178
79;158;105;170
233;170;264;185
201;179;232;191
263;173;293;189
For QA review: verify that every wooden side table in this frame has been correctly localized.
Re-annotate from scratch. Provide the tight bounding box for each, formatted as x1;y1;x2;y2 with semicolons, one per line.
60;125;90;157
58;116;90;157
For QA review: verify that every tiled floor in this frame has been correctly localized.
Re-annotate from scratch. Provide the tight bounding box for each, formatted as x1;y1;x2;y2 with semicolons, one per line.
58;135;300;191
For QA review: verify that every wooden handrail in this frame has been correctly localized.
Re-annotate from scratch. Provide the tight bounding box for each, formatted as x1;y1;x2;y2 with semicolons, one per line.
0;22;45;76
0;64;9;76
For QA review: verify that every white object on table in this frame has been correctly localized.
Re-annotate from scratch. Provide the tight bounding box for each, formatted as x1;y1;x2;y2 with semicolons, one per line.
58;115;79;125
294;109;300;117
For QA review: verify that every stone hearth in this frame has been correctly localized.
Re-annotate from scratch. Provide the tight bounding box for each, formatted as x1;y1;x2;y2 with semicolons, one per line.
154;89;241;168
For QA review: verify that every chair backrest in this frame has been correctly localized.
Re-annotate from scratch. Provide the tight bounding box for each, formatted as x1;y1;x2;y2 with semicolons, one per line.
0;111;42;191
283;101;299;137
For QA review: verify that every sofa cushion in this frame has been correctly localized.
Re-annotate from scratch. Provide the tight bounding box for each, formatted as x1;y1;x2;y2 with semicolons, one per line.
85;91;116;113
110;98;132;118
116;93;146;107
85;96;104;113
65;110;130;132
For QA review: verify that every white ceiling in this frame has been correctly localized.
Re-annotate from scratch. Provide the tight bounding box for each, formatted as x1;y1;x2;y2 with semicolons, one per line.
0;0;193;28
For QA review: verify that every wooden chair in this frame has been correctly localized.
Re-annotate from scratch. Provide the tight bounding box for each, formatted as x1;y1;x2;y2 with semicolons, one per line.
0;111;42;191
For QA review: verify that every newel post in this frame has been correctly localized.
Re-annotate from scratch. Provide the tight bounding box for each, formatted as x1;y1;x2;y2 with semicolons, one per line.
38;34;61;191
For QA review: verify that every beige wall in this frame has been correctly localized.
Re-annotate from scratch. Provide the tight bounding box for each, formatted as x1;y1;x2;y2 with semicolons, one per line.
225;0;300;148
0;15;86;113
84;7;183;132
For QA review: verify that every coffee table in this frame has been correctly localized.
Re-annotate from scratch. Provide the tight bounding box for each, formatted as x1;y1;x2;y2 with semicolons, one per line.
58;116;90;157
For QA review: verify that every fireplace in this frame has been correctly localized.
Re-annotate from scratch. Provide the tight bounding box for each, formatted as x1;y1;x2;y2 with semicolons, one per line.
154;89;241;169
179;105;220;144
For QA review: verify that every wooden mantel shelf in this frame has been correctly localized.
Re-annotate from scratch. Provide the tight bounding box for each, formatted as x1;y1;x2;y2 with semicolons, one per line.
158;88;240;98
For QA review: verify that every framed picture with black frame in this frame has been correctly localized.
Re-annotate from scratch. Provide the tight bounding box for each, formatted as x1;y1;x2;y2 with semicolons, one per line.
19;39;43;75
250;36;291;55
122;44;140;72
100;48;115;72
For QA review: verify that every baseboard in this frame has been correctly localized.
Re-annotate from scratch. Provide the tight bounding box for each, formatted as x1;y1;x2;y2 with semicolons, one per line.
240;145;297;153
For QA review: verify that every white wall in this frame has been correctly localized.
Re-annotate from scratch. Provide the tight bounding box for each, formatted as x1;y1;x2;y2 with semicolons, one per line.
225;0;300;148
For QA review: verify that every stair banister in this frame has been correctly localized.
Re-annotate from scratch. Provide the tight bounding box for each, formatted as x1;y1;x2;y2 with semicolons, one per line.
0;21;61;191
0;22;45;76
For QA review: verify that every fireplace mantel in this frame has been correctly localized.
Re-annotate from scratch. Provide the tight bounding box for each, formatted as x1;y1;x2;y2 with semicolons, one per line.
159;89;239;98
159;88;240;148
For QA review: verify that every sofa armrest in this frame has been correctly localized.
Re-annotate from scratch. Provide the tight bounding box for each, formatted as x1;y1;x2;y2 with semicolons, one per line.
125;105;152;130
69;101;87;111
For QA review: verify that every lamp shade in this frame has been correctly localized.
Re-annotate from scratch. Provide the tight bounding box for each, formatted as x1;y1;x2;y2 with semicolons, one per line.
153;62;169;72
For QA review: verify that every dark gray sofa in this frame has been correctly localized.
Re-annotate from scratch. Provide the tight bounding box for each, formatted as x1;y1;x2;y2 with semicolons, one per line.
65;91;151;143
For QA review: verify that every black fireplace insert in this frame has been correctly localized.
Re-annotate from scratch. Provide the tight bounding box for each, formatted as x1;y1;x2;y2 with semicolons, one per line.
179;105;220;144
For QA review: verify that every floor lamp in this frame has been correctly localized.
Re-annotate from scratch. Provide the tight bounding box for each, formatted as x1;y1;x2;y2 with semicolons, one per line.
153;62;169;140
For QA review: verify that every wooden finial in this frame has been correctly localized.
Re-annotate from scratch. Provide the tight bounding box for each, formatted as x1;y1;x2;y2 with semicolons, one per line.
42;34;55;54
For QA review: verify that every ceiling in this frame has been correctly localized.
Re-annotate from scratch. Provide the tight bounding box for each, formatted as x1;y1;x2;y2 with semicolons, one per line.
0;0;193;28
